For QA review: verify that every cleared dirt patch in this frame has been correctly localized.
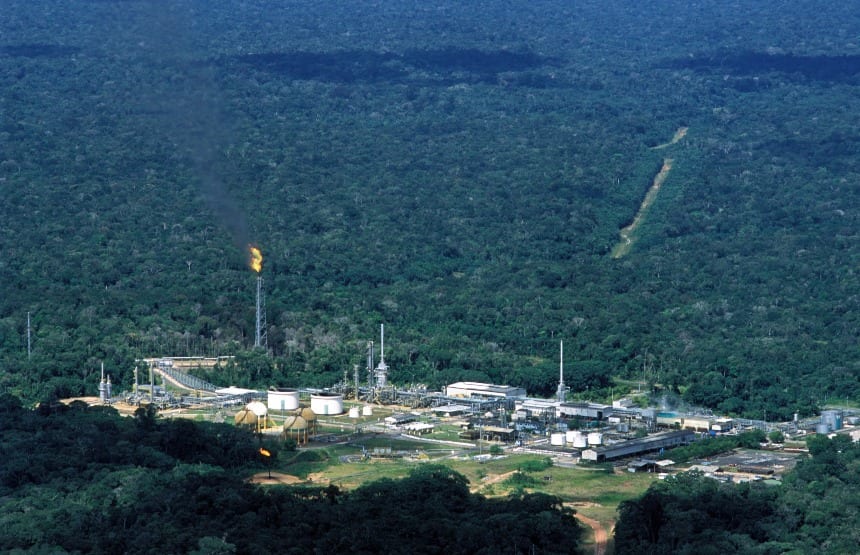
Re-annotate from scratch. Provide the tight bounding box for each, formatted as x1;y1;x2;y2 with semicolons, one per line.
248;472;304;485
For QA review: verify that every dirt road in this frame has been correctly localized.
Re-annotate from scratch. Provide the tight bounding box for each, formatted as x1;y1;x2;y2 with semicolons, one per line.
471;470;517;493
573;512;609;555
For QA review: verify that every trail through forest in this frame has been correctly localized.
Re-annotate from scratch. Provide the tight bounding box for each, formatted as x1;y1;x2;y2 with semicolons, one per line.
610;126;687;258
610;158;674;258
651;126;688;149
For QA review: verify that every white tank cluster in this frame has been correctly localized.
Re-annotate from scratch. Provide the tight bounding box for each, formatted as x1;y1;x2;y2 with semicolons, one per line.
550;430;594;449
587;432;603;446
310;392;344;415
267;388;300;412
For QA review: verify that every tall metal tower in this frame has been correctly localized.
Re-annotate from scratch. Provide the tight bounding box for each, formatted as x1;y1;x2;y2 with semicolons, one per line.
26;311;31;359
373;324;389;388
254;276;267;349
366;340;374;390
354;364;360;401
556;340;567;403
98;362;112;405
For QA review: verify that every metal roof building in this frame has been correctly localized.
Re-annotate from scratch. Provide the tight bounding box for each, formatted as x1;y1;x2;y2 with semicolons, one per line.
581;430;696;462
445;382;526;399
516;398;560;417
558;401;611;420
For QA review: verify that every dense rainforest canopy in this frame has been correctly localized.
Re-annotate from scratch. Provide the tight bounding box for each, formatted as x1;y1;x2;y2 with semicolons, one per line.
1;0;858;418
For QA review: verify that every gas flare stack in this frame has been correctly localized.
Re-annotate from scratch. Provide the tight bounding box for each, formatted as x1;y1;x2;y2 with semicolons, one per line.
249;246;267;349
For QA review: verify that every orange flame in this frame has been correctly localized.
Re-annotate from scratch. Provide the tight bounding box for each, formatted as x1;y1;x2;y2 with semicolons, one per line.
249;246;263;273
259;447;271;457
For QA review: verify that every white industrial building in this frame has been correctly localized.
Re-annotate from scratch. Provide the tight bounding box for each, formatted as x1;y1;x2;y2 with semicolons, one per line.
558;401;612;420
516;398;559;418
445;382;526;399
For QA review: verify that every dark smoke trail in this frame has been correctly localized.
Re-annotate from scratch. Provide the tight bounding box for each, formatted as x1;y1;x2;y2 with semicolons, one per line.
138;4;250;251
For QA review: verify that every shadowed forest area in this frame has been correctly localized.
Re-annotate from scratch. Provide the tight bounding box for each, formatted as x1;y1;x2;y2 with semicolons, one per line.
0;398;583;553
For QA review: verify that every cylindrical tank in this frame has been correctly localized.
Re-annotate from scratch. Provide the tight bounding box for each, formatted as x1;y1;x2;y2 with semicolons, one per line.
268;388;300;412
821;410;843;431
587;432;603;446
617;423;630;433
362;405;373;416
348;406;360;418
550;432;566;446
311;393;344;415
565;430;578;444
816;423;831;434
572;434;588;448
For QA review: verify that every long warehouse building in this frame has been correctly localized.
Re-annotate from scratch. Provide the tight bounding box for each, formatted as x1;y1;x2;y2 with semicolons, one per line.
581;430;696;462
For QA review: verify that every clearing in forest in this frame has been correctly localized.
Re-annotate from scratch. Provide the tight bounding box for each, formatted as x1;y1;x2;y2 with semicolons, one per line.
611;158;674;259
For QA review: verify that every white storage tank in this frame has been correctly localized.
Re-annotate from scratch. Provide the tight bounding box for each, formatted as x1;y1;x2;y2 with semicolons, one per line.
311;392;344;415
565;430;578;444
550;432;566;446
572;434;588;448
587;432;603;446
348;406;360;418
268;388;300;412
362;405;373;416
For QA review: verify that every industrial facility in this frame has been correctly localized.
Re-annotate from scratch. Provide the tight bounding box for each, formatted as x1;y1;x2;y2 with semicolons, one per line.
84;321;855;481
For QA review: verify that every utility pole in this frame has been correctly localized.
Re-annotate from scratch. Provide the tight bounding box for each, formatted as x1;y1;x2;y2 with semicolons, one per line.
26;311;31;359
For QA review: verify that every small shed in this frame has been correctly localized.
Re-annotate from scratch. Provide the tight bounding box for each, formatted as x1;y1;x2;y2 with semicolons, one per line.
627;459;659;473
403;422;435;435
385;413;417;426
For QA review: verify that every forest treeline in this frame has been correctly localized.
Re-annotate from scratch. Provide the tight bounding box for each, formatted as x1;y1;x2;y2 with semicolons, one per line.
0;398;582;554
615;434;860;554
0;0;857;419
